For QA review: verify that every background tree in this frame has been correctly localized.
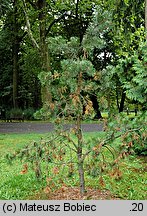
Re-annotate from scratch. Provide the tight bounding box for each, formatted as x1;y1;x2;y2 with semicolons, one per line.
113;0;144;112
0;0;146;119
0;0;25;109
96;0;145;115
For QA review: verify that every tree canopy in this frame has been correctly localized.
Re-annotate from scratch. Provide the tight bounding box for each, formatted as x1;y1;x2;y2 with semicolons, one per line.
0;0;146;116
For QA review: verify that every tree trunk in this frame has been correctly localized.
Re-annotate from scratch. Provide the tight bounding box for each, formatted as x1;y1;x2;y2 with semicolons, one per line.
13;42;19;108
90;94;102;119
38;0;50;70
76;72;85;195
78;155;85;195
12;0;19;108
116;86;120;110
38;0;52;105
119;92;126;113
107;92;112;118
77;114;85;195
34;78;42;109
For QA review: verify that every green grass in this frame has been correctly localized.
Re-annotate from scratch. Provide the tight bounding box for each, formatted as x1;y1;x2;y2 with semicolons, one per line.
0;133;50;156
0;133;49;199
0;132;146;200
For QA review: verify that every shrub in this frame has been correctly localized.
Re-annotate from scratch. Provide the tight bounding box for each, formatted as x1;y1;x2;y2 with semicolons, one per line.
106;112;147;156
7;108;24;121
23;108;35;120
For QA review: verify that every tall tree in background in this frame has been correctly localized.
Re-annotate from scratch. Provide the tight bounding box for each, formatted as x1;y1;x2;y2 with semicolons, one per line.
12;0;19;108
0;0;23;108
1;0;98;111
22;0;68;108
103;0;145;113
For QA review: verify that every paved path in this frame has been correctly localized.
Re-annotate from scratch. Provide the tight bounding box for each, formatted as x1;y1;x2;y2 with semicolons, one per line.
0;122;103;134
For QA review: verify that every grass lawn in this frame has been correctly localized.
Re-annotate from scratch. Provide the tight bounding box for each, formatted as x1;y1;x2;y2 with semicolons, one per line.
0;132;146;200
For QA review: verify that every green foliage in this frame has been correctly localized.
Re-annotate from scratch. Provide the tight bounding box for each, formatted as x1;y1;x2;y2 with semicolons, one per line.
0;0;146;114
112;0;144;57
106;112;147;156
23;108;35;120
37;58;97;120
0;27;13;108
37;6;113;120
33;107;48;120
6;108;24;120
124;42;147;105
100;39;147;114
61;58;96;79
108;41;147;107
82;6;113;54
48;36;81;59
5;108;35;120
0;0;11;17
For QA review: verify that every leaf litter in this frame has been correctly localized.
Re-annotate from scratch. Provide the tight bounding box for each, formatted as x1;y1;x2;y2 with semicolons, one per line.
31;186;120;200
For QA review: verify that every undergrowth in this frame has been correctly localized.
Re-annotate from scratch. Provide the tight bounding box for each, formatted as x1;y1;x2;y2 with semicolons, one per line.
0;132;146;200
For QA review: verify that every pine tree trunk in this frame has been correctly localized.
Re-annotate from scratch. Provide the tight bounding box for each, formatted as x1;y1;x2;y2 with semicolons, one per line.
78;155;85;195
77;114;85;195
76;72;85;195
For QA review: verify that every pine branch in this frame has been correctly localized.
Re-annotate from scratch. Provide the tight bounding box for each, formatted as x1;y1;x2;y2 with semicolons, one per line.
62;140;77;153
58;130;78;151
103;145;115;160
82;126;142;161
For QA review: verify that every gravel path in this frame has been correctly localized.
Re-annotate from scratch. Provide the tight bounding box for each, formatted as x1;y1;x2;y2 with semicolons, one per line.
0;122;103;134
